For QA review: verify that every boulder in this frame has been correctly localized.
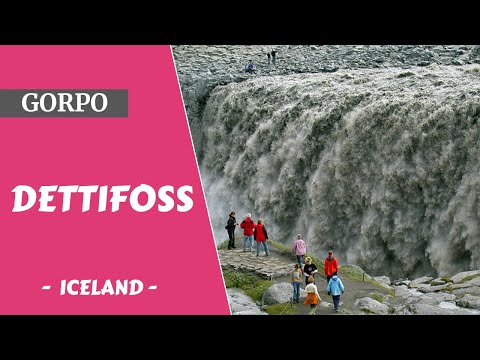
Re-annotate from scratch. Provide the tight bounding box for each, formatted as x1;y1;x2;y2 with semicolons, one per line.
456;294;480;310
227;288;265;315
354;297;389;314
450;270;480;283
394;285;413;298
393;305;414;315
410;303;456;315
421;292;456;304
452;286;480;297
431;278;446;286
393;279;411;287
460;277;480;287
262;282;294;305
409;276;434;287
416;283;450;293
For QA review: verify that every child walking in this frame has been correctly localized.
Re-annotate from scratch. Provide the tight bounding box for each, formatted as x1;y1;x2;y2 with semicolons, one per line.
327;271;345;313
291;263;302;303
304;276;321;315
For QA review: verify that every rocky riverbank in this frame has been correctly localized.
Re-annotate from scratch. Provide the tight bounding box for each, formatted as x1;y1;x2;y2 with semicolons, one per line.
220;244;480;315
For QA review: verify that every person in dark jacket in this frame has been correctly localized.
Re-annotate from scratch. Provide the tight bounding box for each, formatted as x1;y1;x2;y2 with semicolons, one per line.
253;219;269;257
225;211;238;250
303;257;318;286
240;213;255;252
324;250;339;283
244;60;256;73
271;49;277;65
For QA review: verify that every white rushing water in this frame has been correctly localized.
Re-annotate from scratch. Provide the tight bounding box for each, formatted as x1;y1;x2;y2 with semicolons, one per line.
196;64;480;279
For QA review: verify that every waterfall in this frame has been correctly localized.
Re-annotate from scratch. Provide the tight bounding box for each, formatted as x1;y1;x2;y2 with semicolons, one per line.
196;65;480;279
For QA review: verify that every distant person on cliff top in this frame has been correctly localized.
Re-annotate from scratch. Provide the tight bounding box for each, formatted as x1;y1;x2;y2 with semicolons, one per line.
327;271;344;313
324;250;339;283
244;60;256;73
303;256;318;286
291;234;306;267
225;211;238;250
271;49;276;65
240;213;255;252
304;276;321;315
254;219;269;257
267;51;271;64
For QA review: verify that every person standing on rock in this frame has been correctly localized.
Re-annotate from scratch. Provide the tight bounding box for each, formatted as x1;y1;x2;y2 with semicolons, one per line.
324;250;339;283
253;219;269;257
304;276;321;315
291;234;306;267
267;51;271;65
327;271;345;313
240;213;255;252
271;49;277;65
291;263;303;303
226;211;238;250
303;257;318;286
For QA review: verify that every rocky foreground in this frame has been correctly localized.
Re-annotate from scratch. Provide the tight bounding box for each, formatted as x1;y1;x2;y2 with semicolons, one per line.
219;248;480;315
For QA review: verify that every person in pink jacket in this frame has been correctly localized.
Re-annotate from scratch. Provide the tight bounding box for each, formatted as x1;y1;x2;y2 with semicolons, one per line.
291;234;306;267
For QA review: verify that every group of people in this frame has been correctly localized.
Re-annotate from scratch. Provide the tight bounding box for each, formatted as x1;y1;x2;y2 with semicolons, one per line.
266;49;277;65
225;212;344;314
291;237;344;314
225;212;269;257
243;48;278;74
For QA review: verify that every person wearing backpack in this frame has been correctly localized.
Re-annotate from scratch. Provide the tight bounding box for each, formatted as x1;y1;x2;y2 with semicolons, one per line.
253;219;269;257
225;211;238;250
327;271;345;313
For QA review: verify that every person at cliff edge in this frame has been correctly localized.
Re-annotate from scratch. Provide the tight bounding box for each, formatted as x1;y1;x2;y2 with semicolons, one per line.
225;211;238;250
240;213;255;252
324;250;339;283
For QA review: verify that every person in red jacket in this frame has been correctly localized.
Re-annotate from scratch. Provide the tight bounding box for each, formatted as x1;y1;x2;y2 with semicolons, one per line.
240;213;255;252
324;250;339;283
254;219;269;257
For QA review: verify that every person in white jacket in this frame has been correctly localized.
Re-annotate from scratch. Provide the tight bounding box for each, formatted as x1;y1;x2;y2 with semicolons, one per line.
304;276;321;315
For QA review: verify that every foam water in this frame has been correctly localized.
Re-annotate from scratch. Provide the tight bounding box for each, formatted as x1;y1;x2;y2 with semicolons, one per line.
197;65;480;278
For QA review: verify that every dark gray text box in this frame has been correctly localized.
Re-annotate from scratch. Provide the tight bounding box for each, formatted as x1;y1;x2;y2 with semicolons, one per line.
0;90;128;117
